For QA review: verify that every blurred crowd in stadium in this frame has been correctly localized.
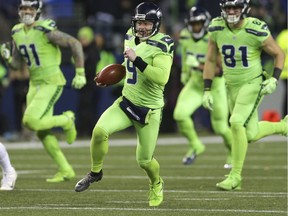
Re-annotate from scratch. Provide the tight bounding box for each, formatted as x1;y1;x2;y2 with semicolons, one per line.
0;0;287;141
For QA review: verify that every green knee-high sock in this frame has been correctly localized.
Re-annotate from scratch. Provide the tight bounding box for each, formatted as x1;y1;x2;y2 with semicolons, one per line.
177;119;202;148
251;121;285;141
230;124;248;177
139;158;160;185
220;128;232;151
90;127;109;173
37;130;72;172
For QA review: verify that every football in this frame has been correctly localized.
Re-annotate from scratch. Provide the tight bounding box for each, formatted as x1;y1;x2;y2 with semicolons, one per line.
94;64;126;87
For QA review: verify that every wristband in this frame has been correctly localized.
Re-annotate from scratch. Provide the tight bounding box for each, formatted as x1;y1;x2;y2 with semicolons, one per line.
76;68;85;75
204;79;212;91
272;67;282;80
133;56;148;72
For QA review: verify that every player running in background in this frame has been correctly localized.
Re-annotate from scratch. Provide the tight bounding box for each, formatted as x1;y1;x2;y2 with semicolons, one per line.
0;142;17;190
75;2;174;207
173;6;232;168
202;0;287;191
0;0;86;183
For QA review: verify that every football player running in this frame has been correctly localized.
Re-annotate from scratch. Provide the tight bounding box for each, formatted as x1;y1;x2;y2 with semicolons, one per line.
173;6;232;168
202;0;287;191
0;0;86;182
75;2;174;207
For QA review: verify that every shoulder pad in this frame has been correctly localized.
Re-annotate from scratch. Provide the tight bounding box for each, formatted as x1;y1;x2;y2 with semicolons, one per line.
245;18;270;37
11;23;24;36
208;17;225;32
34;19;57;33
125;28;134;40
147;34;174;54
179;28;190;40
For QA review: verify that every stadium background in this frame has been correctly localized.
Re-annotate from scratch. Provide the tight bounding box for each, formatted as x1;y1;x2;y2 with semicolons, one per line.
0;0;286;139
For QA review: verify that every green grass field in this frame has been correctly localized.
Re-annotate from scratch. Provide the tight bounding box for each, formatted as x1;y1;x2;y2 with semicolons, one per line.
0;135;287;216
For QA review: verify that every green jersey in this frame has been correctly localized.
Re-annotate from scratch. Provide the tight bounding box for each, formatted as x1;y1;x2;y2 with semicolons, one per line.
12;19;65;85
122;29;174;109
179;28;208;75
208;17;270;85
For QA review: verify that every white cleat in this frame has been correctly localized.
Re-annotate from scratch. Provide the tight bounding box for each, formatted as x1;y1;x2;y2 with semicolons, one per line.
0;170;17;191
224;163;232;169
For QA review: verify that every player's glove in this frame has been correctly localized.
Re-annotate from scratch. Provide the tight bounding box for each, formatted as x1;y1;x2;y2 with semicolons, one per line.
186;55;199;68
0;43;12;63
260;77;278;96
72;68;86;89
202;90;213;111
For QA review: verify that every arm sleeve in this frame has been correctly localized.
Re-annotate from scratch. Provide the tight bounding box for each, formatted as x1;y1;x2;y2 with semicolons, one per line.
142;54;172;85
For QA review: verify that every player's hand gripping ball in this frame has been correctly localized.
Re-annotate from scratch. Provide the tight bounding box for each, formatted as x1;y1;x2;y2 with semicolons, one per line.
94;64;126;87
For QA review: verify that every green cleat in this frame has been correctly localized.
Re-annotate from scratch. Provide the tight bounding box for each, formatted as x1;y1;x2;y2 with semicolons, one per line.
148;177;164;207
216;174;241;191
281;115;288;136
63;111;77;144
46;168;75;183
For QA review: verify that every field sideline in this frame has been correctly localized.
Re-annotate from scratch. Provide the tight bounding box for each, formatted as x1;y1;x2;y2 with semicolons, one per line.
0;134;287;216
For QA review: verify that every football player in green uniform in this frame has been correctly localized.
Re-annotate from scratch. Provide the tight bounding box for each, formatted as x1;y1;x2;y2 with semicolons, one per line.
202;0;287;191
0;0;86;183
174;6;232;168
75;2;174;207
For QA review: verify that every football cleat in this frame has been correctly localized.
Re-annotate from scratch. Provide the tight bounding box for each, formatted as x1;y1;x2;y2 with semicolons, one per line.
63;111;77;144
182;144;205;165
46;168;75;183
182;153;197;165
0;169;17;191
75;170;103;192
148;177;164;207
216;174;241;191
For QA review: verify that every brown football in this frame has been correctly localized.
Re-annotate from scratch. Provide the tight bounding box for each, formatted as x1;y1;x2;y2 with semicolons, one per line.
94;64;126;87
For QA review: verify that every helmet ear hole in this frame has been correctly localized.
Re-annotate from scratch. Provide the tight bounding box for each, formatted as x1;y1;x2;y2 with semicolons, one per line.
131;2;162;39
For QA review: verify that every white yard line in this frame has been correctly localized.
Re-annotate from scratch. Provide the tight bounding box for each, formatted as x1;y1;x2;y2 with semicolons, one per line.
4;135;287;149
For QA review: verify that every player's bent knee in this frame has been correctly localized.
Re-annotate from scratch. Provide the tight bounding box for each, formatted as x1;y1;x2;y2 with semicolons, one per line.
229;114;245;126
138;159;152;170
92;126;109;143
22;116;39;131
213;122;228;135
173;109;186;122
246;130;257;142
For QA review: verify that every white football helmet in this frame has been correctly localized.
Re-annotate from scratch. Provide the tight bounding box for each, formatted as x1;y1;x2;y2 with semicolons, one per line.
18;0;43;25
